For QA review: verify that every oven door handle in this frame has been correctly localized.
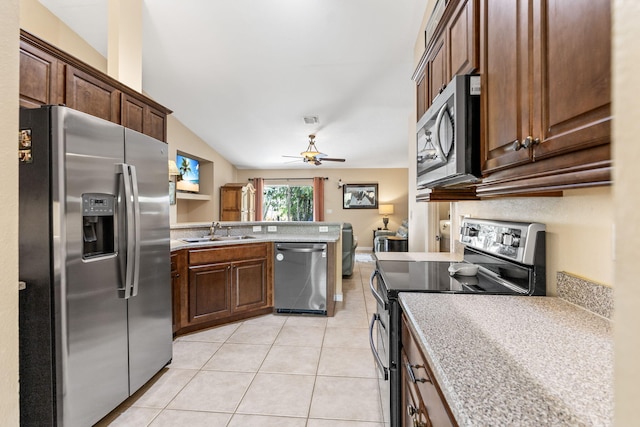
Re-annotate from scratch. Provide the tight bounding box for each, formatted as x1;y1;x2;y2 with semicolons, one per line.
369;313;389;381
369;270;387;310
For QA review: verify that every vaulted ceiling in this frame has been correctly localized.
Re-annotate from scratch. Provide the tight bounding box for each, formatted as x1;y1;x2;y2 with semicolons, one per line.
39;0;428;169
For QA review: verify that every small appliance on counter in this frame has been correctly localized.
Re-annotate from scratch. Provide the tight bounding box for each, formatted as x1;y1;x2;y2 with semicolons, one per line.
369;218;546;427
19;106;173;427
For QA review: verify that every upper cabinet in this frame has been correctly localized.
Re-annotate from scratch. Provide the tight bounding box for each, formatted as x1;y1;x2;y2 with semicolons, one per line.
477;0;611;196
65;65;121;124
19;39;64;108
414;0;479;119
413;0;611;198
19;30;171;142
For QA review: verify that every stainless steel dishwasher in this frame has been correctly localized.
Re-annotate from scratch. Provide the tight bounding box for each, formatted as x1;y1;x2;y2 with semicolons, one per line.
274;242;327;315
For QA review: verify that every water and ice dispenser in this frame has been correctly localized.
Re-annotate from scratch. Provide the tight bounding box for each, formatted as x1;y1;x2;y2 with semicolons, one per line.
82;193;115;258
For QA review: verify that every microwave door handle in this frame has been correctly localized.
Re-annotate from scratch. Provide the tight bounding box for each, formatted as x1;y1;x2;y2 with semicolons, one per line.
433;103;449;162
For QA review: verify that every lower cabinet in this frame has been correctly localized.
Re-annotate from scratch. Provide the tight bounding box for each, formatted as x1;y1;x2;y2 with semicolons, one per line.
402;314;456;427
170;251;186;334
173;242;273;335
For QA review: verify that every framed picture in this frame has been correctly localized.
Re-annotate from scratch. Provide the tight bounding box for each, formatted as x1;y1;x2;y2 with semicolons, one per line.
343;183;378;209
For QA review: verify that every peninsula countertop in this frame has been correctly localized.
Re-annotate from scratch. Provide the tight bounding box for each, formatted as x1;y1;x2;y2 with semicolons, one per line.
170;221;341;251
399;293;613;426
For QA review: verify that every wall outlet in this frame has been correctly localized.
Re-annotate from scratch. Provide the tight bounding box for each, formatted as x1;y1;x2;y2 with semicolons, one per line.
267;225;277;232
252;225;262;232
319;226;329;232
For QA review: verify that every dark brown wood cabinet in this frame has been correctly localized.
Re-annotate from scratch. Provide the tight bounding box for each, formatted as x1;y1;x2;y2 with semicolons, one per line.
122;94;167;142
414;0;479;119
174;242;273;335
477;0;611;195
19;39;64;108
401;351;429;427
220;183;256;221
428;34;447;108
19;29;171;142
402;314;457;427
65;65;121;124
188;262;233;323
171;250;187;334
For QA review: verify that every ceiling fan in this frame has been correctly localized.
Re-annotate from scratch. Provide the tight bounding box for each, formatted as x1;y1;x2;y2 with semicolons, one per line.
283;134;346;166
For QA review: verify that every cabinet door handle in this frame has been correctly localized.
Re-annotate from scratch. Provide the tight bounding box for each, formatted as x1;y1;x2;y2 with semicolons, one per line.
407;404;418;417
406;361;430;384
511;140;523;151
523;136;540;148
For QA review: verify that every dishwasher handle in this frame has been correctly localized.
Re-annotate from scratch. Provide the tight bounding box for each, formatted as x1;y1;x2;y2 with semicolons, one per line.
277;247;326;253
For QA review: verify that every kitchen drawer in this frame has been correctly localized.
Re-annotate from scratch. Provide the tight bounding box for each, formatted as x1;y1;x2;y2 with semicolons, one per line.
402;314;456;427
188;242;269;265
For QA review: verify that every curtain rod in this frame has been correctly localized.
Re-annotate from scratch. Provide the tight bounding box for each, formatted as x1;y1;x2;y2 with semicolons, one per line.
247;177;328;181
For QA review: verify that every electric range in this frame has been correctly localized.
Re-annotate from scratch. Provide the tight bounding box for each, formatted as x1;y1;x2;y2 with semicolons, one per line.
369;218;546;427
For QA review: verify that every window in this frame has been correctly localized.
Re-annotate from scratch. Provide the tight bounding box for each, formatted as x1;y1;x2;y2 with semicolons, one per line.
262;182;313;221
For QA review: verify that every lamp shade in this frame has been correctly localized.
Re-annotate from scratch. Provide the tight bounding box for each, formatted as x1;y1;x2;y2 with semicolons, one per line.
168;160;180;176
378;204;394;216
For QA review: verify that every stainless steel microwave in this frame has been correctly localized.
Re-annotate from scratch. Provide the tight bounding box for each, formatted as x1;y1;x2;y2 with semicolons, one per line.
416;74;481;193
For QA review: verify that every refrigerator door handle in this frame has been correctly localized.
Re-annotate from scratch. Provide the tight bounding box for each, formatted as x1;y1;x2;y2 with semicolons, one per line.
117;163;141;299
129;164;141;297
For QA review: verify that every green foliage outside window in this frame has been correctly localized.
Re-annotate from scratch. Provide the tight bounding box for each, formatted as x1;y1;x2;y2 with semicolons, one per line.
263;185;313;221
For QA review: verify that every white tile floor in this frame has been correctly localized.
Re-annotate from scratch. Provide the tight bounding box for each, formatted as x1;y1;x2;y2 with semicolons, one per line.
97;259;382;426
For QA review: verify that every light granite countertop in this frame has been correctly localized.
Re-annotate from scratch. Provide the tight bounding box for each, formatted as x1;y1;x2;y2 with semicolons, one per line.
170;234;339;251
170;221;341;250
399;293;613;426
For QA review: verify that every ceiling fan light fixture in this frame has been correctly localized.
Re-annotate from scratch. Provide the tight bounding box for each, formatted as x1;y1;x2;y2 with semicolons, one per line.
300;135;324;158
284;134;345;166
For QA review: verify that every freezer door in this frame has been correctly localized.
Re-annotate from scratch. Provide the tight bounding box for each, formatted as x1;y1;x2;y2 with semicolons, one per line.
124;128;173;393
57;107;130;426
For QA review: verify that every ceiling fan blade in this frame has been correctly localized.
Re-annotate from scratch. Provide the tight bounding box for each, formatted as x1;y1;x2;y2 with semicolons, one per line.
320;157;346;162
282;155;303;159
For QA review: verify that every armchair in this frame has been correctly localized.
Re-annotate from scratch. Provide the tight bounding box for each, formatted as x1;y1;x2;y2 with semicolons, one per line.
342;223;358;276
374;220;408;252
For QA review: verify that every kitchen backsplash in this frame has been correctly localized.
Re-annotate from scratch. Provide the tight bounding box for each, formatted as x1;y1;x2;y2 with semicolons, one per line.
557;272;614;319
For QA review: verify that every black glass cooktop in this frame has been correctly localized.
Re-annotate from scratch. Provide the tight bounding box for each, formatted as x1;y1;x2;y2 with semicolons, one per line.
376;251;532;297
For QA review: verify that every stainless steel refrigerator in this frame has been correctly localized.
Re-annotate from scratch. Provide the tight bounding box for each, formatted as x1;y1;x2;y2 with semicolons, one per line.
19;106;173;427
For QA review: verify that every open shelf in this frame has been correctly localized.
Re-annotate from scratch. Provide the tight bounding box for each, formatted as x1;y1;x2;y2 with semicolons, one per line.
176;192;211;201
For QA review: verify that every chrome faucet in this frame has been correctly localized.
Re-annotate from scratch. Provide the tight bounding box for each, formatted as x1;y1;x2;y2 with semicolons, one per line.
210;221;221;236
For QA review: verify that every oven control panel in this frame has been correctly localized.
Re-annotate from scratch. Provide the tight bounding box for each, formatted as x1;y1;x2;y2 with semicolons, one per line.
460;218;545;265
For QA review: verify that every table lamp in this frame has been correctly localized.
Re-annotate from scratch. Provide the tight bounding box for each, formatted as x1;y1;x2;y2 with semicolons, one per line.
378;204;394;230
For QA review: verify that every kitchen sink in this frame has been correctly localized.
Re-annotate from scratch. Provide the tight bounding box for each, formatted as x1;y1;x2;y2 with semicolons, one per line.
181;235;255;243
211;235;255;241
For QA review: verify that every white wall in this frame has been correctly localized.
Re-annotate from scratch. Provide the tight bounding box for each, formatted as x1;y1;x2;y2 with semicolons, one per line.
0;0;20;424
